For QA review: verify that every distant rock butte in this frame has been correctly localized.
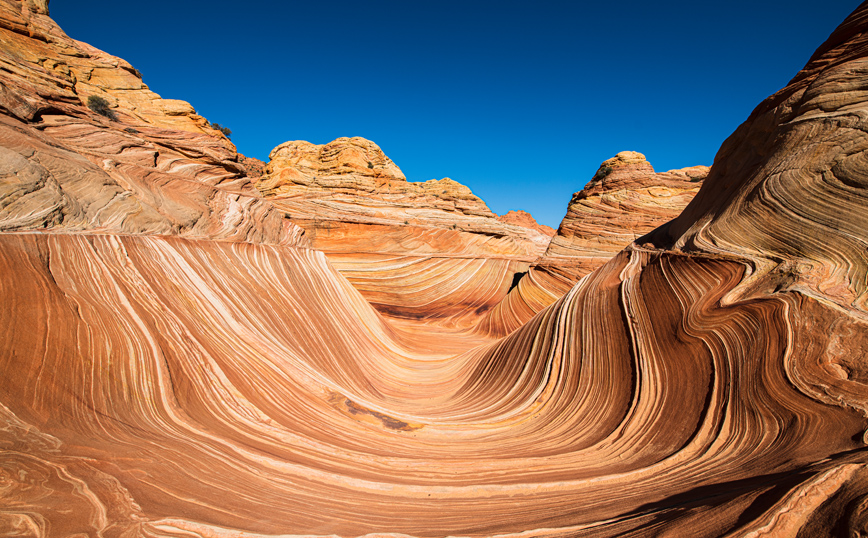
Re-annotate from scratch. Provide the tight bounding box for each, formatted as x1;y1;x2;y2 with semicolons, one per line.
479;152;708;335
496;209;556;236
256;136;554;327
262;137;407;187
544;151;708;271
258;137;507;222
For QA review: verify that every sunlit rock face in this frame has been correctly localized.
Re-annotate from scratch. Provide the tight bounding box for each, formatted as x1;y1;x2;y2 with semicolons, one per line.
648;5;868;318
3;1;868;538
258;136;553;328
544;151;708;271
496;209;557;237
479;153;708;336
0;0;304;246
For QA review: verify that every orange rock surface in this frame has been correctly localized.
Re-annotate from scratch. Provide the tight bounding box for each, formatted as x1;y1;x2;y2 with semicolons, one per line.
2;1;868;537
0;0;302;246
544;151;707;273
496;209;556;236
480;152;708;335
257;136;553;327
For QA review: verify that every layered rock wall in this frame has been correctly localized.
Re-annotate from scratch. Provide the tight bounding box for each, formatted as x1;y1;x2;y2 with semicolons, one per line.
258;136;553;327
480;152;708;335
3;1;868;536
0;0;305;245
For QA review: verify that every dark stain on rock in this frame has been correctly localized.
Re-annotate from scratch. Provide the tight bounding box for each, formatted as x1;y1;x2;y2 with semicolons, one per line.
345;399;419;431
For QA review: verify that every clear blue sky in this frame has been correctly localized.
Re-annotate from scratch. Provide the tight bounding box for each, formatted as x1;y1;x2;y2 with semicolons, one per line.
52;1;861;228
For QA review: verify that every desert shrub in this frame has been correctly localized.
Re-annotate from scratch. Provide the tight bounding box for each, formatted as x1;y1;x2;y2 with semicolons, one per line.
594;165;613;180
210;122;232;139
367;161;374;169
87;95;117;121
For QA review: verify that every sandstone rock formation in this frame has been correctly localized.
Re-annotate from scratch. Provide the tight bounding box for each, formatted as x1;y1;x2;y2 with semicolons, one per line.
496;209;556;236
0;0;551;330
0;0;303;246
257;136;553;327
258;136;552;254
543;151;707;275
2;1;868;537
479;152;708;335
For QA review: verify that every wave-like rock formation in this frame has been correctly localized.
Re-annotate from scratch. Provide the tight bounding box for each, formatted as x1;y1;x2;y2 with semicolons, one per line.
3;1;868;537
0;0;305;246
480;152;708;335
257;136;553;327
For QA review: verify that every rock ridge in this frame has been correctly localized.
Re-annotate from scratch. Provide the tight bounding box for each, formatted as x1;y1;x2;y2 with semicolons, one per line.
478;151;708;335
496;209;556;236
256;135;554;326
0;0;307;246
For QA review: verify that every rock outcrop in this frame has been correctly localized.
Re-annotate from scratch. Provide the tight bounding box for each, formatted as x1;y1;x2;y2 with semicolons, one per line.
3;1;868;537
543;151;707;273
496;209;556;236
0;0;304;246
261;137;407;189
257;136;551;251
257;136;553;327
479;152;708;335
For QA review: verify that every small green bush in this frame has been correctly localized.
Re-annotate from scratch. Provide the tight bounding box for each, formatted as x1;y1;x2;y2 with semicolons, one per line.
594;165;613;181
87;95;117;121
367;161;374;169
210;122;232;139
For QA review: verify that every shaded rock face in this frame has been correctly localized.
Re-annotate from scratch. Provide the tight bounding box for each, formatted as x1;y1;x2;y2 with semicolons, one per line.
237;153;266;178
0;0;304;246
3;1;868;537
479;151;708;335
257;136;554;327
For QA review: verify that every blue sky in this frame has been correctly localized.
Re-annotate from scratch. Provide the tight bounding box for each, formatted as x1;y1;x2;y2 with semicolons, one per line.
52;1;860;228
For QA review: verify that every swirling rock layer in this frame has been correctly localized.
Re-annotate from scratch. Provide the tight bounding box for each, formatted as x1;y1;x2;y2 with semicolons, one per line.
1;234;866;537
258;137;553;327
481;152;707;335
3;1;868;537
0;0;304;246
649;5;868;316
